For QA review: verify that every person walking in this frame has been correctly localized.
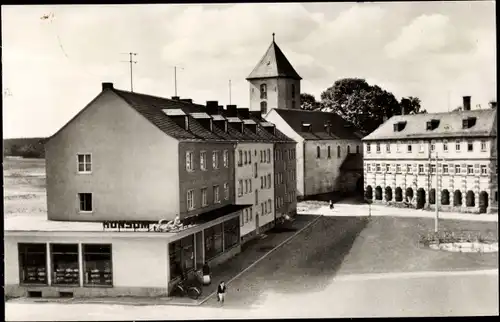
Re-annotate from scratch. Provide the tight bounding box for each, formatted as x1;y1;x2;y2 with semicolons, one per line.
329;200;334;210
217;281;227;305
202;261;211;285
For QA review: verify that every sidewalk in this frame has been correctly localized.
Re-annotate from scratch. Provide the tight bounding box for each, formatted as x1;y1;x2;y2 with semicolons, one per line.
9;214;322;307
298;202;498;222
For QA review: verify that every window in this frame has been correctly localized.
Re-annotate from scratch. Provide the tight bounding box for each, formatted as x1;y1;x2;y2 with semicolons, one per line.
443;164;449;174
238;180;243;197
249;207;253;220
83;244;112;287
291;84;296;97
376;143;381;153
261;176;264;189
261;203;265;215
396;142;401;153
455;165;461;174
376;164;381;172
51;244;79;286
200;151;207;170
260;84;267;99
455;140;461;152
169;235;194;280
480;140;487;152
201;188;208;206
348;146;351;154
407;144;412;153
213;185;220;203
327;146;331;158
367;164;371;172
317;146;321;158
443;140;448;152
79;193;92;212
260;150;263;163
77;154;92;173
244;180;248;194
431;143;435;152
337;146;341;158
267;149;271;163
268;200;272;214
418;164;424;174
268;174;272;188
260;101;267;114
223;217;240;250
248;151;252;163
419;143;424;153
467;165;474;174
385;164;390;172
467;141;474;152
186;151;194;171
386;144;390;153
396;164;401;173
366;144;371;153
212;151;219;169
254;163;258;178
204;224;223;260
223;150;229;168
187;190;195;210
356;145;360;154
224;182;229;200
431;165;436;173
249;180;252;191
238;150;243;166
481;165;488;175
18;243;47;285
406;164;412;173
244;151;248;165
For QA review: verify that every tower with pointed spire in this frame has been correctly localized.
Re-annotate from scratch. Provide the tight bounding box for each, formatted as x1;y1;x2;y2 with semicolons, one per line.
246;33;302;115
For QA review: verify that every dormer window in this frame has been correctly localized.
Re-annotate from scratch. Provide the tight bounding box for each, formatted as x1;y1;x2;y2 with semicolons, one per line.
462;117;477;129
426;119;440;131
393;121;407;132
301;122;311;132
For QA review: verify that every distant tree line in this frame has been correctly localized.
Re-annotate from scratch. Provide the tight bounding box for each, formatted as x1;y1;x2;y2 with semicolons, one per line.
4;138;47;158
300;78;427;134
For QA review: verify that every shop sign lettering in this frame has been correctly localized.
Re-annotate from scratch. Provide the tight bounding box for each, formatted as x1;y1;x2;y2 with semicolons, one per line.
102;221;151;231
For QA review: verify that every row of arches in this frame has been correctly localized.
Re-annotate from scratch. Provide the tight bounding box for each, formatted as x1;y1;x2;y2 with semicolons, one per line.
365;185;490;213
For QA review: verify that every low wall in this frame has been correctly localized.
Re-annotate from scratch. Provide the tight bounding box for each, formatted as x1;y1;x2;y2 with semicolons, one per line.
371;199;495;214
5;285;168;299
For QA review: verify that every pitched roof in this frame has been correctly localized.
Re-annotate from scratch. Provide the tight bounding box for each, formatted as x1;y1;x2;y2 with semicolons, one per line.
362;109;497;141
340;153;363;172
271;109;363;141
246;40;302;80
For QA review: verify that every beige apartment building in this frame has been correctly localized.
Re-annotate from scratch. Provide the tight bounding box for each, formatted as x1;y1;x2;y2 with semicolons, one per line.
363;97;497;214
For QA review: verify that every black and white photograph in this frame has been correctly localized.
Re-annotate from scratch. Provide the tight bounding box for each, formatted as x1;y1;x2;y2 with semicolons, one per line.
2;1;498;320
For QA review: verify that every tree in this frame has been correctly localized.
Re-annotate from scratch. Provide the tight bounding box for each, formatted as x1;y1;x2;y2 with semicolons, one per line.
300;93;320;110
401;96;426;114
320;78;403;134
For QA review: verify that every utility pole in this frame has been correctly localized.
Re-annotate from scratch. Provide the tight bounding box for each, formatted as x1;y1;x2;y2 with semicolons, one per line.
434;153;439;233
229;79;232;105
121;52;138;92
172;66;184;97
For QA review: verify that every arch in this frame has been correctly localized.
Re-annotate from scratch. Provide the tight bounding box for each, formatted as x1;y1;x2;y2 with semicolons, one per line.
356;177;364;194
416;188;426;209
337;146;341;158
347;146;351;154
441;189;450;205
365;185;373;200
466;190;475;207
356;145;360;154
327;146;331;158
429;188;436;205
375;186;383;200
405;187;414;202
384;186;393;201
260;101;268;114
479;191;489;213
453;190;462;206
316;146;321;158
395;187;403;202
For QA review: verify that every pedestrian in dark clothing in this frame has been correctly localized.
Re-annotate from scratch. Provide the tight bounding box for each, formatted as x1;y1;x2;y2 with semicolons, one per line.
202;262;211;285
217;281;227;304
329;200;334;210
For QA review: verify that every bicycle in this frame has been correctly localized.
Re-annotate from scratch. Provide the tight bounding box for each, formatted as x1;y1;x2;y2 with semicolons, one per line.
174;279;202;300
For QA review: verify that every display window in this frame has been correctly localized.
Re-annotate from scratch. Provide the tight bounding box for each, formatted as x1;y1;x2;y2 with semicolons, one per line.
51;244;80;286
169;235;194;280
18;243;48;285
83;244;112;287
204;223;223;260
223;217;240;250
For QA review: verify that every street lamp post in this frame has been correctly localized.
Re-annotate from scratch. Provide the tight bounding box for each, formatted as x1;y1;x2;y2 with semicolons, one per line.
434;153;439;233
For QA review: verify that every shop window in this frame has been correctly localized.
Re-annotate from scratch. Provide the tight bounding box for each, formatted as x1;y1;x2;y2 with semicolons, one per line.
51;244;79;286
223;217;240;250
83;244;112;287
169;235;194;281
204;223;223;260
18;243;47;285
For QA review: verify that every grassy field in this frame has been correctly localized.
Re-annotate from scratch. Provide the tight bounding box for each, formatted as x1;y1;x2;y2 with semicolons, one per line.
3;157;47;216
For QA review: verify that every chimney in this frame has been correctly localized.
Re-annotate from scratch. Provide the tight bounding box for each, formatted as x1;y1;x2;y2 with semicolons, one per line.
227;105;238;117
102;82;114;91
180;98;192;103
237;108;250;119
206;101;219;115
463;96;471;111
217;105;224;114
171;96;180;100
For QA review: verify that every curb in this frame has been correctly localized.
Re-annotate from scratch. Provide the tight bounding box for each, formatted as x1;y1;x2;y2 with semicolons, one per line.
198;215;323;306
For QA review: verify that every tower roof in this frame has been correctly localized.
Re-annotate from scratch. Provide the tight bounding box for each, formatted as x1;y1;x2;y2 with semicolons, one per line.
246;35;302;80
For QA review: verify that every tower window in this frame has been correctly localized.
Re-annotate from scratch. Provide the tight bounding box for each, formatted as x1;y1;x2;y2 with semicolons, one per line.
260;101;267;115
291;84;296;97
260;84;267;99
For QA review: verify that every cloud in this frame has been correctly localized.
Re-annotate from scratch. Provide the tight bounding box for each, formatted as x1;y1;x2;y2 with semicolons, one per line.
1;3;496;138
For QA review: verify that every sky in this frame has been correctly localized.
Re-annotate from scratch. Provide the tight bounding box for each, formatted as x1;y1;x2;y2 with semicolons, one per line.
1;2;496;139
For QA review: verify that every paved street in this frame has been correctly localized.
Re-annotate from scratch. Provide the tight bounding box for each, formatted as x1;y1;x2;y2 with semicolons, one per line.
6;216;498;320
